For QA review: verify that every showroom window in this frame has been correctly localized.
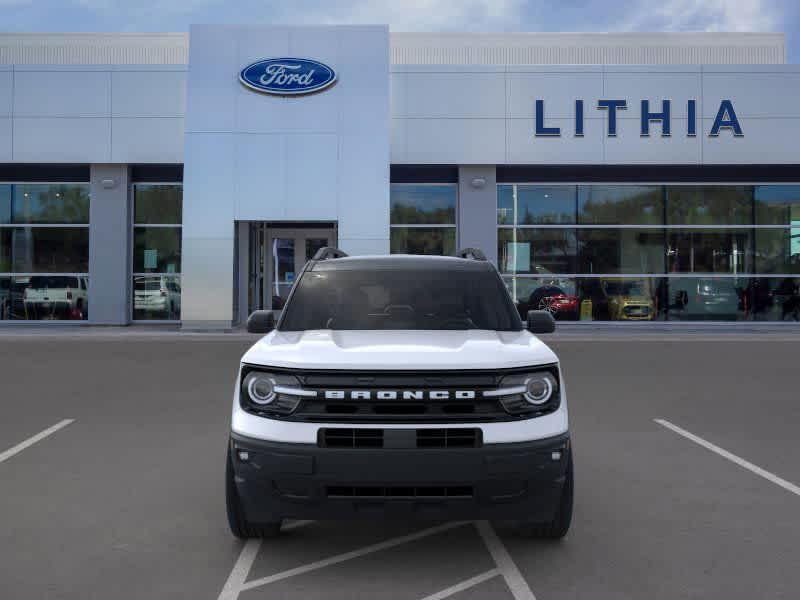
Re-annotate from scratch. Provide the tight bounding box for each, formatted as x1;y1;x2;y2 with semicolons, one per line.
132;184;182;321
0;183;90;321
390;184;457;255
498;184;800;322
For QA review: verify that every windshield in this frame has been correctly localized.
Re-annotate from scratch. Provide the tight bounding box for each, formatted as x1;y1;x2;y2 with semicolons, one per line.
605;281;646;296
279;268;522;331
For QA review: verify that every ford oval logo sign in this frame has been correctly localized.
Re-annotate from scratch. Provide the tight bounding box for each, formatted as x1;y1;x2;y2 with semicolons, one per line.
239;58;337;96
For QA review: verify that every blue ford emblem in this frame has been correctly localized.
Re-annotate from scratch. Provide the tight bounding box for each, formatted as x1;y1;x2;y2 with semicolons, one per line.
239;58;337;96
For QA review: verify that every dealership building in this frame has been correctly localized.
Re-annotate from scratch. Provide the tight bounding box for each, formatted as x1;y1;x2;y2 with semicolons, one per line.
0;27;799;327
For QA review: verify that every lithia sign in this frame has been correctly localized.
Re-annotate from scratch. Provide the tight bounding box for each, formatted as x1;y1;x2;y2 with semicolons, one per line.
535;99;743;138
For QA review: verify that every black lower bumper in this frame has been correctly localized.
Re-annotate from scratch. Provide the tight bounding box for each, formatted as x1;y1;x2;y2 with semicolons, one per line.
230;432;570;522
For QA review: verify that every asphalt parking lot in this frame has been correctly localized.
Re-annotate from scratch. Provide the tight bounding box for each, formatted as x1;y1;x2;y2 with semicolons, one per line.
1;329;799;599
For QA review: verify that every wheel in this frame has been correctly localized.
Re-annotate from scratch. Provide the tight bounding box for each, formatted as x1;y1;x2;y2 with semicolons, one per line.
226;444;282;539
518;452;573;539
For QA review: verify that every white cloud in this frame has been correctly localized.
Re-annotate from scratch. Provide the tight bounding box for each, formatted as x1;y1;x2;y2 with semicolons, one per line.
283;0;524;31
622;0;780;32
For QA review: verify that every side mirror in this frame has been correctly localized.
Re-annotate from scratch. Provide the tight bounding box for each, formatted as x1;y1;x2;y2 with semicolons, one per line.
527;310;556;334
246;310;280;334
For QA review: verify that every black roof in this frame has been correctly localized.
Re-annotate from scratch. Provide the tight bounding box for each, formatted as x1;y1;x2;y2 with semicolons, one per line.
308;254;494;272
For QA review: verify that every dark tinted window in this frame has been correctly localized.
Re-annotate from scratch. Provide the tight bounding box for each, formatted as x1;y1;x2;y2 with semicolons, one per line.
280;268;522;331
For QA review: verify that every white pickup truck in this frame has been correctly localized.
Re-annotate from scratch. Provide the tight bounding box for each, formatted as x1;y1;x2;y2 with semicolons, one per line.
23;275;88;320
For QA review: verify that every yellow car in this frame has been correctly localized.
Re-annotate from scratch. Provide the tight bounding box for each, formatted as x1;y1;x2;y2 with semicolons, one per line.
600;279;655;321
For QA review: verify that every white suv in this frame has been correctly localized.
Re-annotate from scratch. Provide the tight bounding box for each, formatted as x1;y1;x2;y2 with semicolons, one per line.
226;248;572;539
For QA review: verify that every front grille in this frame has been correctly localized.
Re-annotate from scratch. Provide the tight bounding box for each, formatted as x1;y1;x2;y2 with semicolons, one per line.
319;428;482;449
326;485;474;499
242;366;560;424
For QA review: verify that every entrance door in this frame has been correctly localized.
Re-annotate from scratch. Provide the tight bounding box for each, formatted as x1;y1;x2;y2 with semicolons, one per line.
248;224;336;313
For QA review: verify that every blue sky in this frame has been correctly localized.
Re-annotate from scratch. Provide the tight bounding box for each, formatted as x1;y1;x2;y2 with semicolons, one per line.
2;0;798;62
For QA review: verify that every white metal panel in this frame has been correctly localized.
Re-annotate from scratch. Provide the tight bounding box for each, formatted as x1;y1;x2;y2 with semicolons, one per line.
702;118;798;164
404;118;504;164
402;71;505;118
390;118;406;162
13;70;110;117
234;133;286;221
0;118;10;160
111;117;184;162
13;117;110;162
606;118;701;164
337;133;390;240
337;26;390;135
507;117;604;164
180;237;234;323
286;134;338;221
0;70;11;117
506;70;603;119
182;131;235;238
235;84;339;134
338;237;390;256
111;70;186;116
184;26;238;133
702;71;800;118
604;70;701;118
390;32;785;66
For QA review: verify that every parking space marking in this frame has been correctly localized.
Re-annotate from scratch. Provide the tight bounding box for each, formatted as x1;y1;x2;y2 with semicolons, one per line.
217;520;313;600
419;569;500;600
0;419;74;465
238;521;469;593
475;521;537;600
655;418;800;497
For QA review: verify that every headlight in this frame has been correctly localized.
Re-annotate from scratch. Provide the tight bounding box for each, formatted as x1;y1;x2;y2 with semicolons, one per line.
523;374;555;405
240;368;312;416
244;372;277;405
489;368;560;415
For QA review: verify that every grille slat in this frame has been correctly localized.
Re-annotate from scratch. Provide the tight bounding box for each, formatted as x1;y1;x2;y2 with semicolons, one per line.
326;485;474;499
320;428;481;449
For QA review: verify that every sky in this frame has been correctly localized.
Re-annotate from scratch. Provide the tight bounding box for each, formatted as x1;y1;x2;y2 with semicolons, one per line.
0;0;798;62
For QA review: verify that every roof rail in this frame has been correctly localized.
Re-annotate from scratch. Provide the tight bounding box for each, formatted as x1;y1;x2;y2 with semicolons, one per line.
312;247;349;261
455;247;487;261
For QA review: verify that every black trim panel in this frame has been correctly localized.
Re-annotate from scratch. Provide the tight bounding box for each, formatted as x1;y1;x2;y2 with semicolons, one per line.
391;165;459;183
130;164;184;183
0;164;90;182
230;432;570;521
496;164;800;183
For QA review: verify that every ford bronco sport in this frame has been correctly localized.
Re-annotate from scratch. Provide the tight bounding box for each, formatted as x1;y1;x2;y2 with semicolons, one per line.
226;248;572;539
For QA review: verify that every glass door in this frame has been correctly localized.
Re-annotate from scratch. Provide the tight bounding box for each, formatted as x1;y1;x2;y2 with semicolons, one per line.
265;228;335;309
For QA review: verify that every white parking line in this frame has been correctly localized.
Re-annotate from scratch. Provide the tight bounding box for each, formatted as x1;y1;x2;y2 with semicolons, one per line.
238;521;468;593
475;521;537;600
419;569;500;600
655;418;800;497
0;419;75;464
217;520;313;600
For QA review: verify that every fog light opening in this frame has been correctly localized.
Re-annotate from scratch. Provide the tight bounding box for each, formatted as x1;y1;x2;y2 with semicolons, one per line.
551;451;561;461
237;450;250;462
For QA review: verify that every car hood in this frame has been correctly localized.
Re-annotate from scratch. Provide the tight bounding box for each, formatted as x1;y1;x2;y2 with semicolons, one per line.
241;329;558;370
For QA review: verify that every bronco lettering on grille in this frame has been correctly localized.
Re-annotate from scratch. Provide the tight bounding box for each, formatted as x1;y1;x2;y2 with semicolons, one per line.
323;390;477;400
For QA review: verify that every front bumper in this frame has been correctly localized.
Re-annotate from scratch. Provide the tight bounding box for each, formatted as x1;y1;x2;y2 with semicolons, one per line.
230;432;570;522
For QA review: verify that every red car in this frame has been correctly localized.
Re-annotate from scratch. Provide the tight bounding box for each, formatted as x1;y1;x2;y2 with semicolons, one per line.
526;285;579;320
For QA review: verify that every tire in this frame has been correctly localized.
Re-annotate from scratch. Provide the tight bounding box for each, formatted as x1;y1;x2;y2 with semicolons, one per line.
518;452;574;539
226;444;282;539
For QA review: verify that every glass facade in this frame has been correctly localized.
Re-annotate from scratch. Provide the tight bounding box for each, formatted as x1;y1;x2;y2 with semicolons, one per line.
390;184;457;255
132;184;182;320
0;184;90;321
499;184;800;322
